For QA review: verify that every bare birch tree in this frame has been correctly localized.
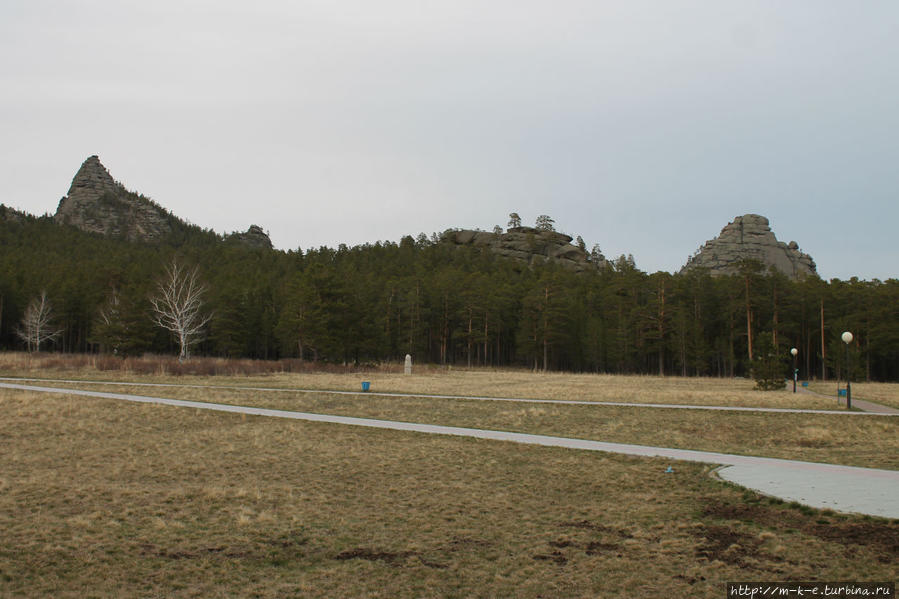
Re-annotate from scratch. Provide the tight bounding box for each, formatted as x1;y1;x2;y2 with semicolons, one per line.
150;260;212;361
16;290;62;352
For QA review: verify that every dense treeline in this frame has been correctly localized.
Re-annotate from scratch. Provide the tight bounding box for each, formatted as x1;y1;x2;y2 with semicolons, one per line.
1;211;897;380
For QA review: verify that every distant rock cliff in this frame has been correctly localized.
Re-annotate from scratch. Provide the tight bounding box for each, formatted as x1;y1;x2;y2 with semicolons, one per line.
54;155;272;248
54;156;174;241
681;214;816;279
227;224;273;250
442;227;602;272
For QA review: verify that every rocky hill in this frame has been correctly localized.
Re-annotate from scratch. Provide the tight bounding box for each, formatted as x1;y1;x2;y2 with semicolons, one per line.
681;214;816;280
54;156;175;241
54;155;271;248
441;227;602;272
227;224;274;250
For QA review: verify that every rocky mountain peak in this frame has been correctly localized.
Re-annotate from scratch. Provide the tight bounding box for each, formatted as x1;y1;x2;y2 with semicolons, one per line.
65;155;119;201
52;155;277;249
681;214;816;280
54;155;174;241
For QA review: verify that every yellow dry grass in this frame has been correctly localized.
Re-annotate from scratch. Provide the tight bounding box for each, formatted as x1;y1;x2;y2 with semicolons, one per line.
805;380;899;410
25;380;899;470
0;351;848;410
248;370;828;409
1;389;895;598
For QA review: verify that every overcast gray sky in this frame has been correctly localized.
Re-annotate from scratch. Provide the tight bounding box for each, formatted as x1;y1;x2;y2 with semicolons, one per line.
2;1;896;280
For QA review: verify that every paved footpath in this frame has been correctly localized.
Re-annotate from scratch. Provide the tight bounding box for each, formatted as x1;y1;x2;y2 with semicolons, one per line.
1;381;897;519
797;386;899;414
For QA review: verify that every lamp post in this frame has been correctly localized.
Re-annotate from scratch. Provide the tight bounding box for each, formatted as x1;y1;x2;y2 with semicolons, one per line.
790;348;798;393
841;331;853;410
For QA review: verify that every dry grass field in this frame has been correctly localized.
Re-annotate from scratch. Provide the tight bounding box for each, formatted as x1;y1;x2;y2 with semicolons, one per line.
0;351;882;411
19;381;899;470
805;380;899;410
1;355;897;596
1;388;896;598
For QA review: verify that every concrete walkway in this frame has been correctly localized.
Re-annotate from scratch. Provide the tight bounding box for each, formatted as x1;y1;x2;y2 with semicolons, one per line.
2;376;896;417
2;381;897;519
828;393;899;414
847;398;899;414
794;383;899;414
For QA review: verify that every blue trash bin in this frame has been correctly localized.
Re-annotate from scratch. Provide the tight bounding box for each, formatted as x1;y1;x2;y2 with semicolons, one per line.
361;381;371;392
801;381;808;388
838;388;846;397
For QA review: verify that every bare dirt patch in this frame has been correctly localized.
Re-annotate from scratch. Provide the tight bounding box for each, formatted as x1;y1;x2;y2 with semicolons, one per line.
702;499;898;564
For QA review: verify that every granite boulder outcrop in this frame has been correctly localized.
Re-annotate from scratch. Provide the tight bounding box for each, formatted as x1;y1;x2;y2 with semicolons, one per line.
441;226;602;272
681;214;816;280
228;224;274;250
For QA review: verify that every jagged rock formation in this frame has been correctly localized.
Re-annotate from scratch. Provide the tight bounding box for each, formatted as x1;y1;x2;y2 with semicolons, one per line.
681;214;816;280
53;156;273;249
54;156;174;241
442;226;602;272
0;204;27;224
228;224;273;249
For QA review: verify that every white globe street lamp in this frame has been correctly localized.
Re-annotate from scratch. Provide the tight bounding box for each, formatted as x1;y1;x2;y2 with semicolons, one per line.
841;332;853;410
790;348;798;393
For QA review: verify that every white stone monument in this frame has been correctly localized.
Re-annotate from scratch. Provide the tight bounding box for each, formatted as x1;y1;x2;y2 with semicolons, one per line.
404;354;412;375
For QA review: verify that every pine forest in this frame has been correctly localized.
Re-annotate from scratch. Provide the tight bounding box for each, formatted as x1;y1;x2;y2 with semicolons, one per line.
1;208;896;382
